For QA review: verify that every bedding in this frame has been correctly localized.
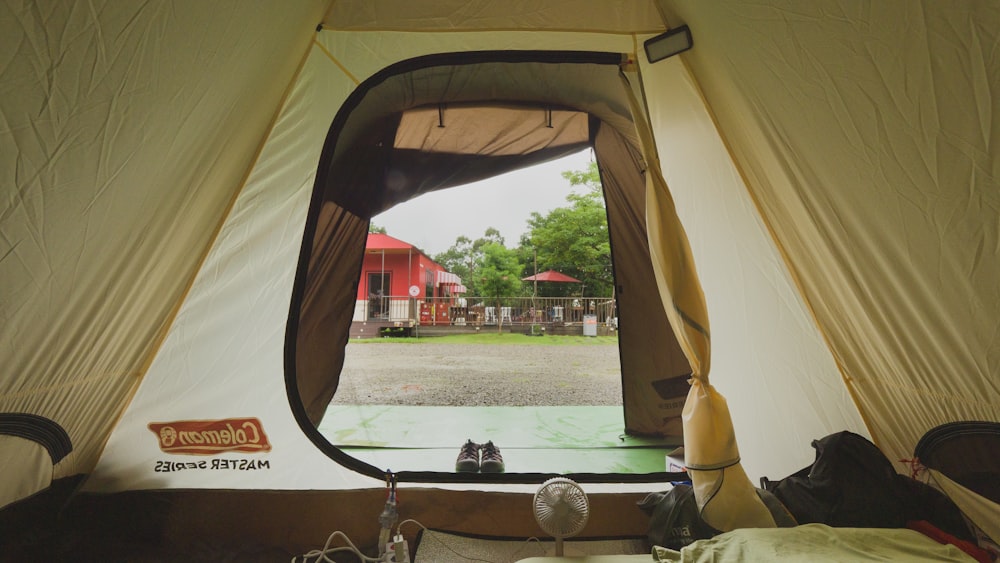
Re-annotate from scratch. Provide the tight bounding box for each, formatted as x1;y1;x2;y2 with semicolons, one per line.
650;524;976;562
518;524;978;562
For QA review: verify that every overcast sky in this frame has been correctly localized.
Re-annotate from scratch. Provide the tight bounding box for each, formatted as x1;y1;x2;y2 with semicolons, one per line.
372;148;595;257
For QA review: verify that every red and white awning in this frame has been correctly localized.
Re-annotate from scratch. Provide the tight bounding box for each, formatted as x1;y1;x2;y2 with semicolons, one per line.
436;271;462;286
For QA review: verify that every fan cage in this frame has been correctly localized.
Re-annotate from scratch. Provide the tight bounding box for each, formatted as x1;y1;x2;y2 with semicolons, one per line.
533;477;590;537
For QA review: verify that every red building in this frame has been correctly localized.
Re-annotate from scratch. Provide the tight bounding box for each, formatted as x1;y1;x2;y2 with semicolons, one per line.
356;233;465;324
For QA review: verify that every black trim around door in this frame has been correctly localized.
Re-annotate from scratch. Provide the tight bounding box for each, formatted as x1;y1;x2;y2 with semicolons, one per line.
284;49;684;485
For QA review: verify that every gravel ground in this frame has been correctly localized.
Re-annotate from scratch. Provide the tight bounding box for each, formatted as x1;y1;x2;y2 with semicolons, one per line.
332;341;623;406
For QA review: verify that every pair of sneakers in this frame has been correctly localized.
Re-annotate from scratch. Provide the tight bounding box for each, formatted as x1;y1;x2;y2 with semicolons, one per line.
455;439;504;473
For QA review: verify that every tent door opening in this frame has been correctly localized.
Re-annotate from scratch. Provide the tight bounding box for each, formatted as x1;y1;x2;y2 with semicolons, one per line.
286;51;694;484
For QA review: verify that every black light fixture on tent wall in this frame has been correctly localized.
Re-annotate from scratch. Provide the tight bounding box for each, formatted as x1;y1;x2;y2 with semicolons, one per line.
644;24;693;63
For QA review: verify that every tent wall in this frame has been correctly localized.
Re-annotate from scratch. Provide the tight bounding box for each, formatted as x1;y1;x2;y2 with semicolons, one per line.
660;0;1000;466
83;29;374;494
0;436;53;507
0;0;328;508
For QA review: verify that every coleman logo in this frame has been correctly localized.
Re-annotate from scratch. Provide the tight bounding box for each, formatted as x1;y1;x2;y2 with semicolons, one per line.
148;418;271;455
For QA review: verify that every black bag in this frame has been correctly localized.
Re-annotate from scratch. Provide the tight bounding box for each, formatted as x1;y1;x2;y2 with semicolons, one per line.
639;484;797;550
762;431;973;541
638;485;720;550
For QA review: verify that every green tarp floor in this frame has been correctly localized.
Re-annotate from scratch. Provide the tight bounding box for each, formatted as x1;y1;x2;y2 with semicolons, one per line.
318;405;682;475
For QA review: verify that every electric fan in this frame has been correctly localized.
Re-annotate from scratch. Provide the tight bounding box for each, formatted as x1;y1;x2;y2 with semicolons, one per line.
532;477;590;556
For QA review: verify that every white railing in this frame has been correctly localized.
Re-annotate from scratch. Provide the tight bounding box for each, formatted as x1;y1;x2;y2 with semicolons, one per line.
357;296;617;327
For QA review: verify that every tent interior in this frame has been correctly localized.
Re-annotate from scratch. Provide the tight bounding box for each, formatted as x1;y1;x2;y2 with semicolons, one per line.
2;1;998;560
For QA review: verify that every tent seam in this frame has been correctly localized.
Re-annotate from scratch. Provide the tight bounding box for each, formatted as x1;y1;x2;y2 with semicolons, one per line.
0;372;129;401
313;37;360;85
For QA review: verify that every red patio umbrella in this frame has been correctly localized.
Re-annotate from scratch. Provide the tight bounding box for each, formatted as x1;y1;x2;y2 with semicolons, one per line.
523;270;583;305
521;269;581;283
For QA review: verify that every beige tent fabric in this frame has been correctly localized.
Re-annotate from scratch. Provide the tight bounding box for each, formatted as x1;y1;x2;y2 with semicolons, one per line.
664;0;1000;465
681;380;777;530
395;106;589;155
0;1;327;507
84;37;378;495
324;0;666;33
928;468;1000;548
0;437;52;509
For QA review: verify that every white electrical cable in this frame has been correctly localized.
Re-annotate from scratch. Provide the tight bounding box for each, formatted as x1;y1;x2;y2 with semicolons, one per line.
294;518;547;563
293;530;382;563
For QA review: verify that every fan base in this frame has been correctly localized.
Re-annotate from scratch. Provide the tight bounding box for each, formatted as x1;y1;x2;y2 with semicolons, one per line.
545;540;586;557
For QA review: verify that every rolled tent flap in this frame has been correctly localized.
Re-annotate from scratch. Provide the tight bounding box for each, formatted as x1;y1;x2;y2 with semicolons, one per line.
651;163;774;529
623;69;774;530
682;379;777;530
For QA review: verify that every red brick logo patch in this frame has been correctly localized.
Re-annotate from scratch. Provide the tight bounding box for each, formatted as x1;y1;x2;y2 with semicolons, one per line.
148;418;271;455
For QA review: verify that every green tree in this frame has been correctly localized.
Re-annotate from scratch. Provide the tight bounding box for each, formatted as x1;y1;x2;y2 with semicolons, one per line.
368;223;387;234
476;243;523;331
433;235;475;281
524;161;612;297
433;227;506;296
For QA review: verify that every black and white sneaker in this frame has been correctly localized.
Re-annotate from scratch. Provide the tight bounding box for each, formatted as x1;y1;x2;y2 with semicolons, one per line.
479;441;505;473
456;439;480;472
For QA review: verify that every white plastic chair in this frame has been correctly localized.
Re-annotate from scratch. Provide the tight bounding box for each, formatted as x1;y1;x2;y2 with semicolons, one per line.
500;307;512;323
